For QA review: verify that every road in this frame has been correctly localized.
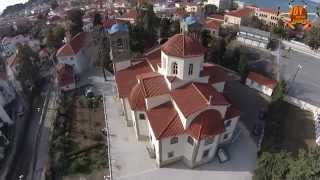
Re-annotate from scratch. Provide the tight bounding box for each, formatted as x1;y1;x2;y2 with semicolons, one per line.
6;93;45;180
278;49;320;106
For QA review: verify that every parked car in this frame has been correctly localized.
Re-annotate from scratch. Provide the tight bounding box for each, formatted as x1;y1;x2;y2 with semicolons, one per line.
217;147;230;163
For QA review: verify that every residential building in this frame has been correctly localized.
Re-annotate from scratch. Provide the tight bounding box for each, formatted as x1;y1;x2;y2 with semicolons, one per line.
56;32;91;74
56;64;76;91
246;72;277;96
204;19;223;36
224;7;255;26
1;35;40;57
205;0;232;10
115;33;241;168
237;26;271;49
254;8;279;27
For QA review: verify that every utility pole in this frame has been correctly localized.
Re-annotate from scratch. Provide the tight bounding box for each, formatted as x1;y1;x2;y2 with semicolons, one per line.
287;64;303;94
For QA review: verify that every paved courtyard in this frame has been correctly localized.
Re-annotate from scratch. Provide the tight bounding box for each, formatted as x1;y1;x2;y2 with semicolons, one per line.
104;93;257;180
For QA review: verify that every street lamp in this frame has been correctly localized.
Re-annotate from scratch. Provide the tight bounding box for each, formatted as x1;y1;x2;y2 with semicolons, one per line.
287;64;303;94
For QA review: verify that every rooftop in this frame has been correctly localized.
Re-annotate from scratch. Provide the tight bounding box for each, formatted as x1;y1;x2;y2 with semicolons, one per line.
247;72;277;89
225;7;254;18
56;32;87;57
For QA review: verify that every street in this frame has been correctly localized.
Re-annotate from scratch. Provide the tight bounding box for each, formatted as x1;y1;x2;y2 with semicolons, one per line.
6;93;45;180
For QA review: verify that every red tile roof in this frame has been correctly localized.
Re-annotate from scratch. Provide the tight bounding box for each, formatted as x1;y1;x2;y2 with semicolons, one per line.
56;64;75;87
205;19;223;30
103;18;117;29
247;72;277;89
120;9;138;19
187;109;225;140
115;61;152;97
147;101;184;139
161;34;206;58
225;105;241;120
139;73;170;98
167;76;183;83
225;7;254;18
56;32;87;57
171;82;229;117
201;63;228;84
208;14;224;20
145;47;161;71
128;83;146;111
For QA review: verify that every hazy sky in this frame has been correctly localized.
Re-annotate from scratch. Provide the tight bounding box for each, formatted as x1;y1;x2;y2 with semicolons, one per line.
0;0;28;13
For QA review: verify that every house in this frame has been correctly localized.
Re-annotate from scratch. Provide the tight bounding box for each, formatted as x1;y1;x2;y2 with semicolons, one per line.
56;64;76;91
114;33;241;168
205;0;232;10
224;7;255;26
237;26;271;49
1;35;37;57
254;8;280;27
116;9;138;24
246;72;277;96
204;19;223;36
56;32;91;74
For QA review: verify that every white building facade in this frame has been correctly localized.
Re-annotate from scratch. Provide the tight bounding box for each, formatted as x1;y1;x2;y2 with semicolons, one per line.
115;33;241;168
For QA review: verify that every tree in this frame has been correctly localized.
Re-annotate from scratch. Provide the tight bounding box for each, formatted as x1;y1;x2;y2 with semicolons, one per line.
15;44;41;91
254;151;291;180
204;4;217;16
46;25;65;50
201;30;213;48
93;12;102;27
304;25;320;50
271;80;286;103
51;0;59;10
238;54;249;82
206;37;226;64
66;9;84;37
241;16;269;31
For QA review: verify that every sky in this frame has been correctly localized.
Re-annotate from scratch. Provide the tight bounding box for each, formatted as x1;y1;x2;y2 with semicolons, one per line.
0;0;28;14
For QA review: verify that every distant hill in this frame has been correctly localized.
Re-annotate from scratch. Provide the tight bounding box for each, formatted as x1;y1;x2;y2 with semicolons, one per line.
1;0;54;16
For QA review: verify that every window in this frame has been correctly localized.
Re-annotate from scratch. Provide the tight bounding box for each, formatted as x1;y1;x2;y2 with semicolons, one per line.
225;120;231;128
187;136;194;146
116;38;123;48
188;64;193;75
223;133;229;140
170;137;178;144
204;136;214;145
172;62;178;75
139;113;145;120
168;151;174;158
70;57;74;60
202;149;210;159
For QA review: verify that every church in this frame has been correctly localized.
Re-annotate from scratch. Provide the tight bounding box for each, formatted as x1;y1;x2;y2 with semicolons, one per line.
111;17;241;168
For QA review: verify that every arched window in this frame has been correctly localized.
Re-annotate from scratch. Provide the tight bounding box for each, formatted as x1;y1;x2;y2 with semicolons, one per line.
116;38;123;48
188;64;193;75
172;62;178;75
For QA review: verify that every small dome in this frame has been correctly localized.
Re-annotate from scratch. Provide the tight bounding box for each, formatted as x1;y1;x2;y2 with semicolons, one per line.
185;15;199;25
128;83;146;111
161;34;206;58
108;23;129;34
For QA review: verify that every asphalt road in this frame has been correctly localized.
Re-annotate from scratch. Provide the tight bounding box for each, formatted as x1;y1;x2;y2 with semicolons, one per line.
6;95;44;180
278;49;320;106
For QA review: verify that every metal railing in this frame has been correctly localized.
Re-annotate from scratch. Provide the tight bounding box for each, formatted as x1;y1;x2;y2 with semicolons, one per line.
102;95;113;180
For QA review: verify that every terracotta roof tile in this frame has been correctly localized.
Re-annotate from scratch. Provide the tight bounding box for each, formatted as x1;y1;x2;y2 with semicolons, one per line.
145;47;161;71
137;72;170;98
161;34;206;58
171;82;229;117
187;109;225;140
56;32;87;57
56;64;75;87
200;63;228;84
225;7;254;18
147;101;184;139
247;72;277;89
128;83;146;111
208;14;224;20
205;19;223;30
115;61;152;97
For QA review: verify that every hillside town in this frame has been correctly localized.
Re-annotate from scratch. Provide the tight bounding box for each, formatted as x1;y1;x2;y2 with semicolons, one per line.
0;0;320;180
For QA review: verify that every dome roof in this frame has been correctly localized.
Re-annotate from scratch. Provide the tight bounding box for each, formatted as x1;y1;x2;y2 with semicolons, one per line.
187;109;224;140
185;15;199;25
108;23;129;34
161;34;206;58
128;83;146;111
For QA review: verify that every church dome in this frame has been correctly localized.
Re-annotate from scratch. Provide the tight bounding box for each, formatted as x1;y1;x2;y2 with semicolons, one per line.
161;33;206;58
108;23;129;34
185;15;199;25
